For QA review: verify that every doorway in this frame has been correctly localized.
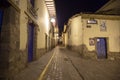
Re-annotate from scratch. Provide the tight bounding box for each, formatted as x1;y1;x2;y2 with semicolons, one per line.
0;9;3;33
96;38;107;59
0;9;3;49
28;23;34;62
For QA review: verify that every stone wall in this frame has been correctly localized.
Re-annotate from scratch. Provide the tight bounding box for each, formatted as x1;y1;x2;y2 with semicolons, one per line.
108;52;120;60
0;0;55;80
36;48;46;60
67;44;120;60
8;6;20;79
0;5;12;80
0;5;22;80
67;44;97;59
67;45;83;56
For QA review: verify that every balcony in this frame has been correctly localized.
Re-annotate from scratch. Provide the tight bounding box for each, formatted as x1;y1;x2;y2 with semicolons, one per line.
45;0;56;18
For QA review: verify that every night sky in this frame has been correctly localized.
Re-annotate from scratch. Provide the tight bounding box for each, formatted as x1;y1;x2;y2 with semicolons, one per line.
54;0;109;35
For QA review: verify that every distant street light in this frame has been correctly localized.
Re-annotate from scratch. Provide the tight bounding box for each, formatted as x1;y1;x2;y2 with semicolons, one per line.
50;18;55;22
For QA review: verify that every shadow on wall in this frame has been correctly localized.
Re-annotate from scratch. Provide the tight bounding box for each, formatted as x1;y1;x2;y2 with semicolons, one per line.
67;44;96;59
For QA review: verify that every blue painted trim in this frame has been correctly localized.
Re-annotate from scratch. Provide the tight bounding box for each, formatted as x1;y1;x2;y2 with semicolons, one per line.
0;10;3;32
28;23;34;62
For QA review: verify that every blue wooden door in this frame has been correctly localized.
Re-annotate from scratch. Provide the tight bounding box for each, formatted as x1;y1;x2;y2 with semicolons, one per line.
97;38;107;59
0;10;3;32
28;23;34;62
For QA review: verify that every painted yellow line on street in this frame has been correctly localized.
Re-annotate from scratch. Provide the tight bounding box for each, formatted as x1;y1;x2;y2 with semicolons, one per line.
38;51;56;80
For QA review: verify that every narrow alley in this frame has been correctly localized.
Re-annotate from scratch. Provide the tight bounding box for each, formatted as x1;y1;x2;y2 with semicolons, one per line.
0;0;120;80
14;46;120;80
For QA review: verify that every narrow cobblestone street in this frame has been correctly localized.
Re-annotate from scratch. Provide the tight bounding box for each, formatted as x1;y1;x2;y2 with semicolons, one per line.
42;47;82;80
14;46;120;80
0;0;120;80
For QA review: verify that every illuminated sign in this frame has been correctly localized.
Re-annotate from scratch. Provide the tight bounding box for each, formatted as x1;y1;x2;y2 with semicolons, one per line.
87;19;97;24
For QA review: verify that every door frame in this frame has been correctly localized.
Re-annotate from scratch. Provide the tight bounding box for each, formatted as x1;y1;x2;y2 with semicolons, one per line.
95;37;109;59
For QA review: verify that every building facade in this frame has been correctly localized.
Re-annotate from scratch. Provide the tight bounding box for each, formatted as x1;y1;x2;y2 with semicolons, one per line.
0;0;57;79
64;13;120;59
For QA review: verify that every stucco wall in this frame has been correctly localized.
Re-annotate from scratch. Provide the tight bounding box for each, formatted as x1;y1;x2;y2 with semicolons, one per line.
83;19;120;53
19;0;51;59
20;0;51;49
19;0;28;50
67;14;120;59
68;16;83;46
65;33;68;46
83;19;99;51
107;20;120;52
36;0;50;49
64;33;68;47
67;16;84;54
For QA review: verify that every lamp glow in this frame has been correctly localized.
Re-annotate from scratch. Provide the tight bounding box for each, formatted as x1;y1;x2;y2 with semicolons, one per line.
50;18;55;22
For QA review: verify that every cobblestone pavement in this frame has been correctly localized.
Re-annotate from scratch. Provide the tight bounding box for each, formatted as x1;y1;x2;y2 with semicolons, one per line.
14;46;120;80
42;47;82;80
60;47;120;80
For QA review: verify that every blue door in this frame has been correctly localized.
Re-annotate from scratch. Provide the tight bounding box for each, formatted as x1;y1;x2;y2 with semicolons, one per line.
97;38;107;59
28;23;34;62
0;10;3;32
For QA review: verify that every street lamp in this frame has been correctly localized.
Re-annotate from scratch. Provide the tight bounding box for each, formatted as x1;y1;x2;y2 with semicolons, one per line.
50;18;55;22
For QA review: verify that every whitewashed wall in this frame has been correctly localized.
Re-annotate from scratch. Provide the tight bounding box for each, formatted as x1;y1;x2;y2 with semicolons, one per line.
19;0;28;50
66;14;120;57
68;16;83;46
36;0;50;49
83;19;120;52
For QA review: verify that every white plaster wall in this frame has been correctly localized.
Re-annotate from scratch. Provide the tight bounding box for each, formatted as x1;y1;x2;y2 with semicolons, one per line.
107;20;120;52
35;0;50;49
70;16;83;46
20;0;51;49
67;26;71;46
83;19;120;52
83;19;99;51
65;33;68;47
19;0;28;50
